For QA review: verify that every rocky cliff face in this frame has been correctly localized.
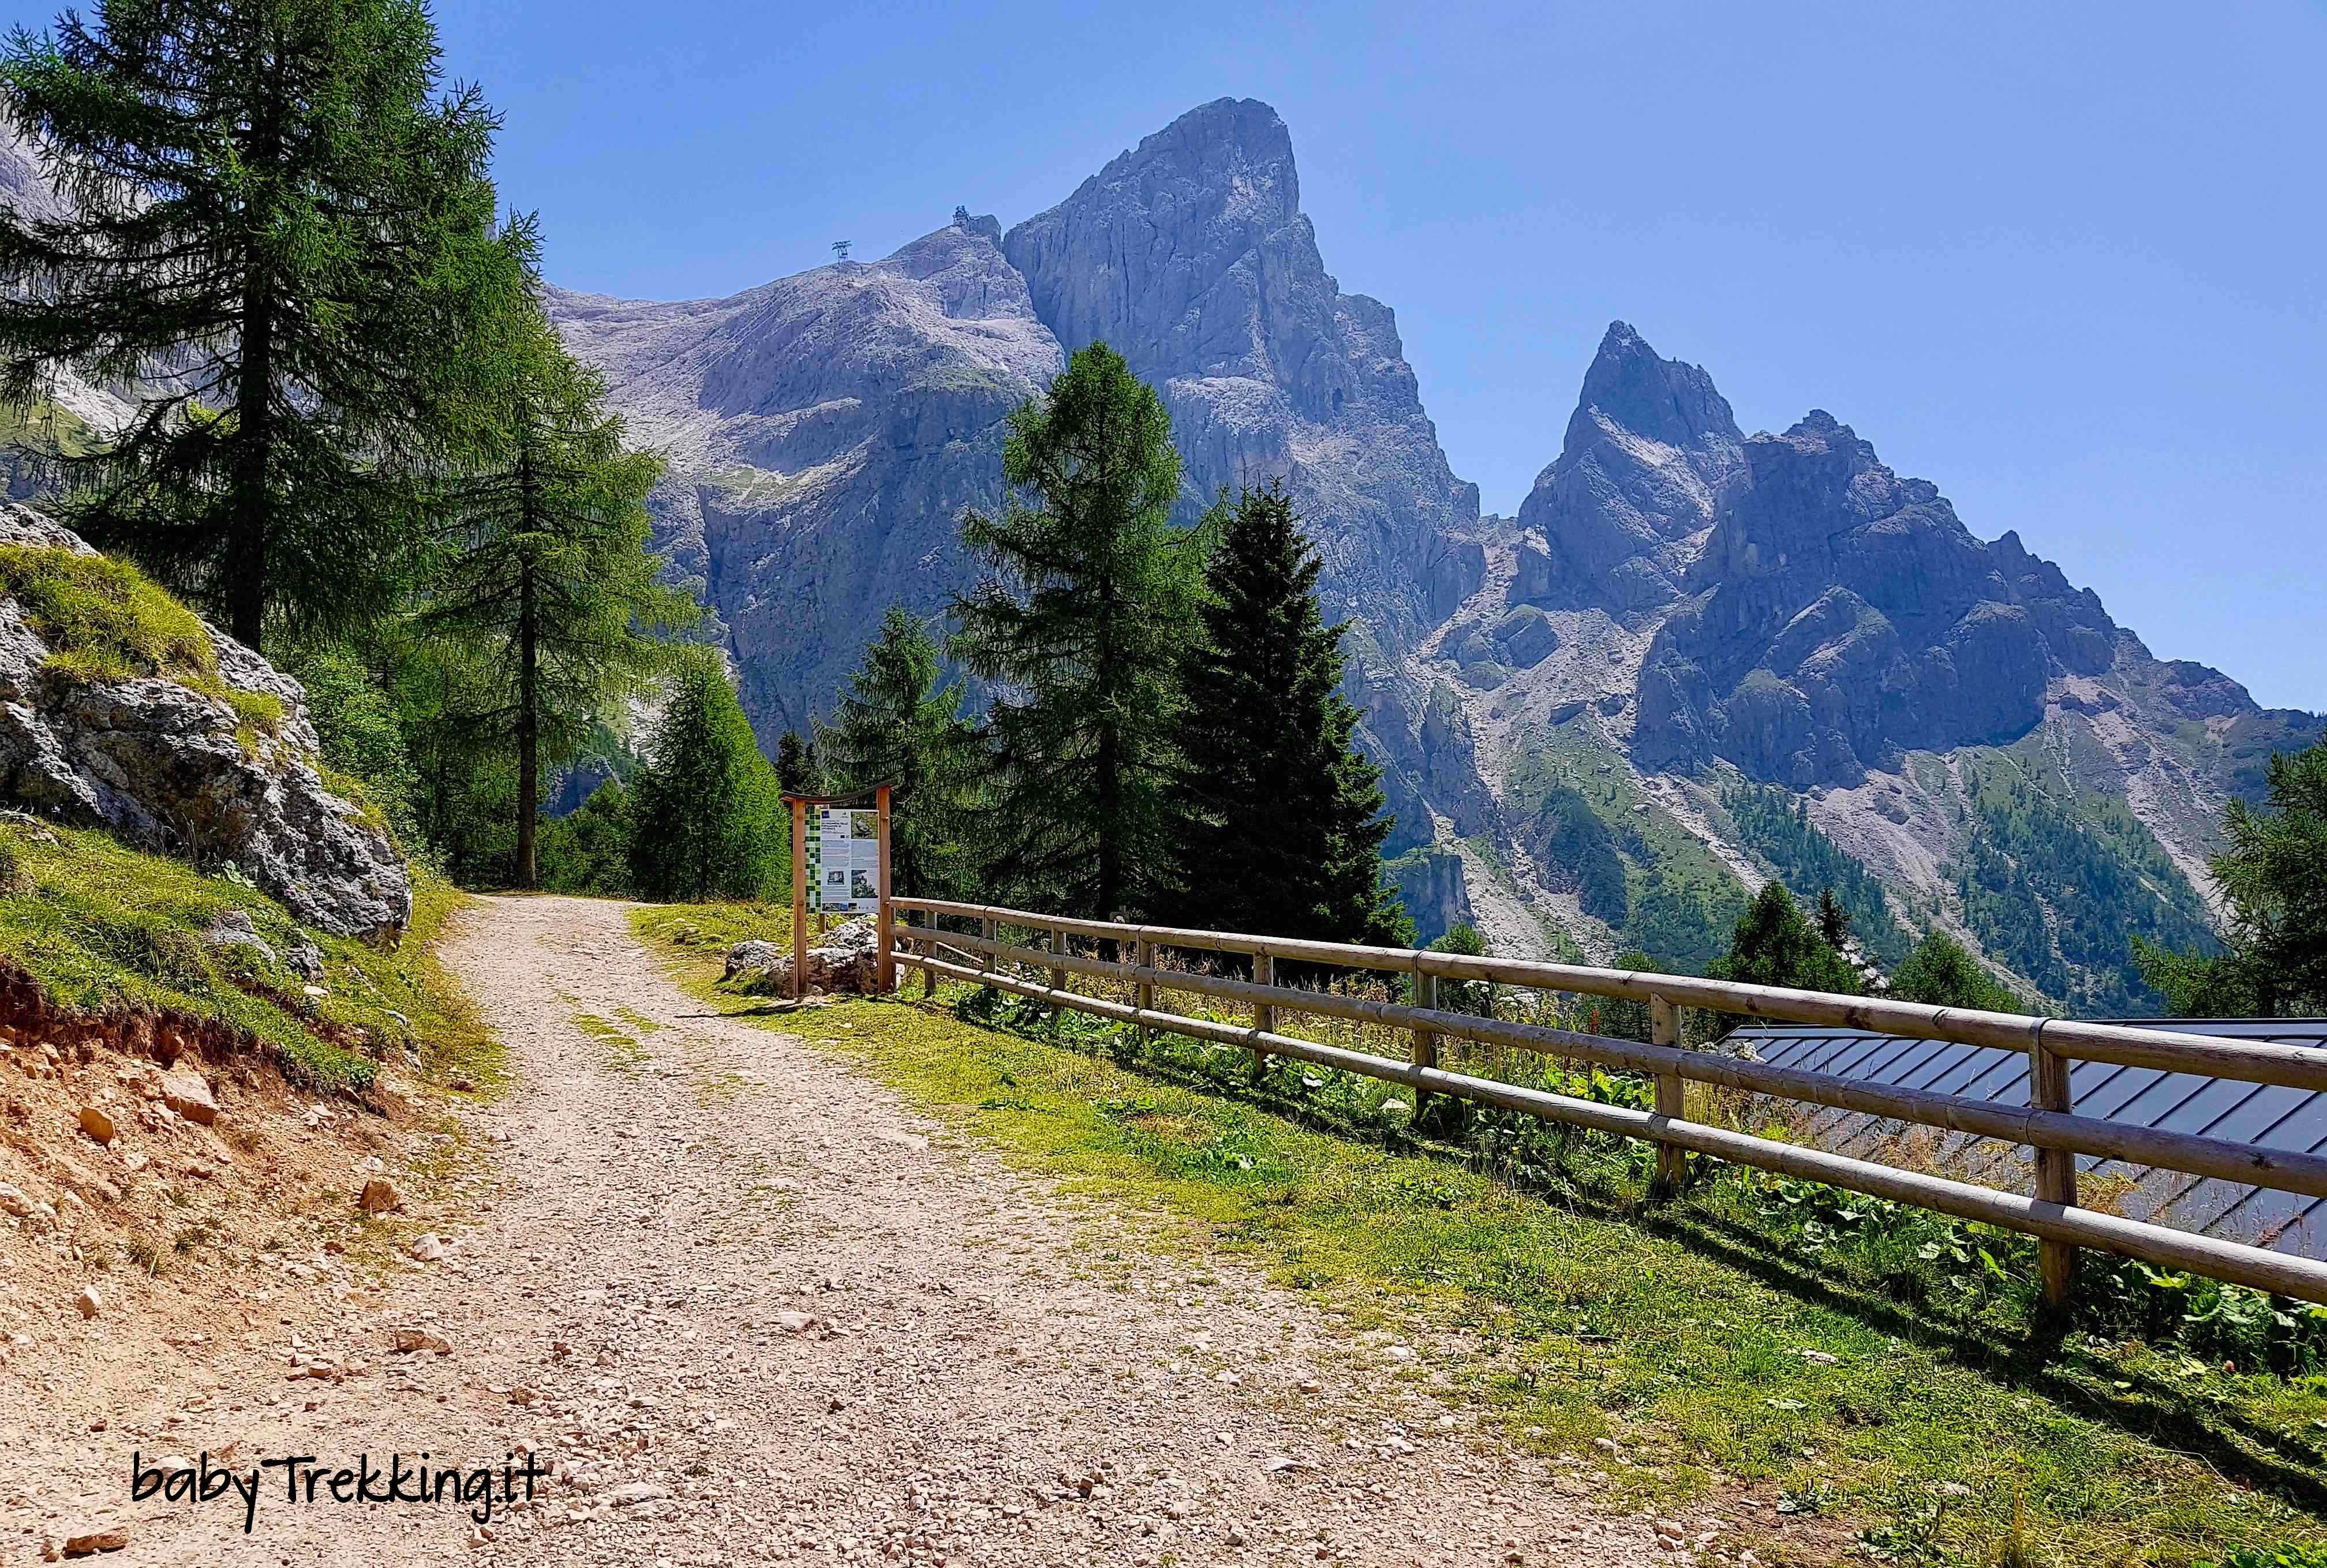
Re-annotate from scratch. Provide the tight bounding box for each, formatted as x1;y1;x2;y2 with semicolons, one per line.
1425;321;2319;1004
1003;99;1480;652
1514;323;1743;616
547;218;1064;734
1386;847;1476;947
1633;409;2122;787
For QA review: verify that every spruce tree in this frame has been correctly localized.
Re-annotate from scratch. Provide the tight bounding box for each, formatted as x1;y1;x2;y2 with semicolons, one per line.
416;293;695;888
1815;887;1851;950
0;0;511;649
1708;883;1862;1031
951;342;1206;919
1162;482;1401;944
626;649;781;903
819;604;970;899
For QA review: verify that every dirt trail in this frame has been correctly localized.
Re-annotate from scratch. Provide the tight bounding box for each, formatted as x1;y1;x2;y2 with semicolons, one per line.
6;896;1656;1566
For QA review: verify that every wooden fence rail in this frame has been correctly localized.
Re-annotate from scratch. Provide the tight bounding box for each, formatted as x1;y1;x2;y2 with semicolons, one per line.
880;896;2327;1308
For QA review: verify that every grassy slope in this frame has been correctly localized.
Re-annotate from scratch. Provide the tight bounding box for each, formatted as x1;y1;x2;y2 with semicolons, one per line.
1506;721;1750;968
0;817;496;1092
1948;741;2217;1014
639;902;2325;1566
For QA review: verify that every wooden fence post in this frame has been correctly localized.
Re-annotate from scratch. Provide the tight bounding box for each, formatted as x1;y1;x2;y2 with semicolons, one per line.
1651;994;1685;1197
1251;949;1274;1074
874;785;894;994
980;915;997;1002
1413;962;1438;1112
920;911;937;998
1135;937;1153;1047
2030;1025;2081;1308
788;797;808;1004
1049;926;1068;992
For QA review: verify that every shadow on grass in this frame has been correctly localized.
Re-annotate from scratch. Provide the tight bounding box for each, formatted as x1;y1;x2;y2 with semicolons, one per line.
871;991;2327;1518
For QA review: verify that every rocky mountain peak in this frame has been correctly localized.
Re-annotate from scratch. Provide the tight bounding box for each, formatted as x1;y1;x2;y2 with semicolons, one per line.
998;98;1475;665
1003;98;1344;411
1567;320;1743;461
1510;322;1744;612
1636;402;2139;784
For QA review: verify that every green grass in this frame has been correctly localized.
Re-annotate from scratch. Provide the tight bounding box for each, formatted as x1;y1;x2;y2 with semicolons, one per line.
0;818;495;1095
641;903;2327;1566
0;544;214;682
0;396;98;459
570;1010;650;1073
633;899;796;954
0;544;294;744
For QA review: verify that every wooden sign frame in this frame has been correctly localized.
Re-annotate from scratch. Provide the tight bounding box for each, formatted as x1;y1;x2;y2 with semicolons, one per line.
781;787;893;1003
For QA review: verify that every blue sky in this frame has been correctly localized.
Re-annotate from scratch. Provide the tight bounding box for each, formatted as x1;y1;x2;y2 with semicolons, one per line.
20;1;2324;706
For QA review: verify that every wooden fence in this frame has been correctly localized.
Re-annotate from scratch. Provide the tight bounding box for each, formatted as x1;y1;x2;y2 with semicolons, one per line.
879;896;2327;1309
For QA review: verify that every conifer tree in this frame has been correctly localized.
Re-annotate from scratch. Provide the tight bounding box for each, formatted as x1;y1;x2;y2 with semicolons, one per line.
776;730;821;797
1890;932;2021;1012
1816;886;1851;950
819;604;970;899
0;0;511;649
417;292;694;888
1707;883;1862;1032
1162;482;1401;944
2136;734;2327;1015
951;343;1207;919
626;649;781;903
537;779;631;897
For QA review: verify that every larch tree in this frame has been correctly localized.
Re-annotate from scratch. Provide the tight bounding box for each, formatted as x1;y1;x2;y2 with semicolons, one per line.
417;289;695;888
0;0;510;649
950;342;1208;920
1161;481;1401;944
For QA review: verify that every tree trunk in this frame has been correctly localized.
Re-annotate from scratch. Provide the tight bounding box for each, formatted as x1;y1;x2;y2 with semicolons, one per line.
1096;721;1119;925
227;78;281;653
515;435;540;890
517;559;538;889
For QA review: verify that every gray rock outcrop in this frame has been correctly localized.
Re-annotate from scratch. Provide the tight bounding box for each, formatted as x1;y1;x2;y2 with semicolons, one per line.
1387;849;1475;947
0;504;410;938
724;919;890;996
1003;98;1479;657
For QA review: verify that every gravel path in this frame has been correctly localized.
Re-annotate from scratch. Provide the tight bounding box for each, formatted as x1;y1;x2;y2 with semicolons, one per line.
8;895;1656;1566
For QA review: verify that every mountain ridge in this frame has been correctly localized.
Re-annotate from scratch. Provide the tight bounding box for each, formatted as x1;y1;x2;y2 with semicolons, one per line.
5;99;2313;1003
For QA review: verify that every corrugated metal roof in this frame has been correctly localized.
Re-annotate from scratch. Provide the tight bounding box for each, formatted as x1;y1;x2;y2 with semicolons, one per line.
1722;1019;2327;1262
